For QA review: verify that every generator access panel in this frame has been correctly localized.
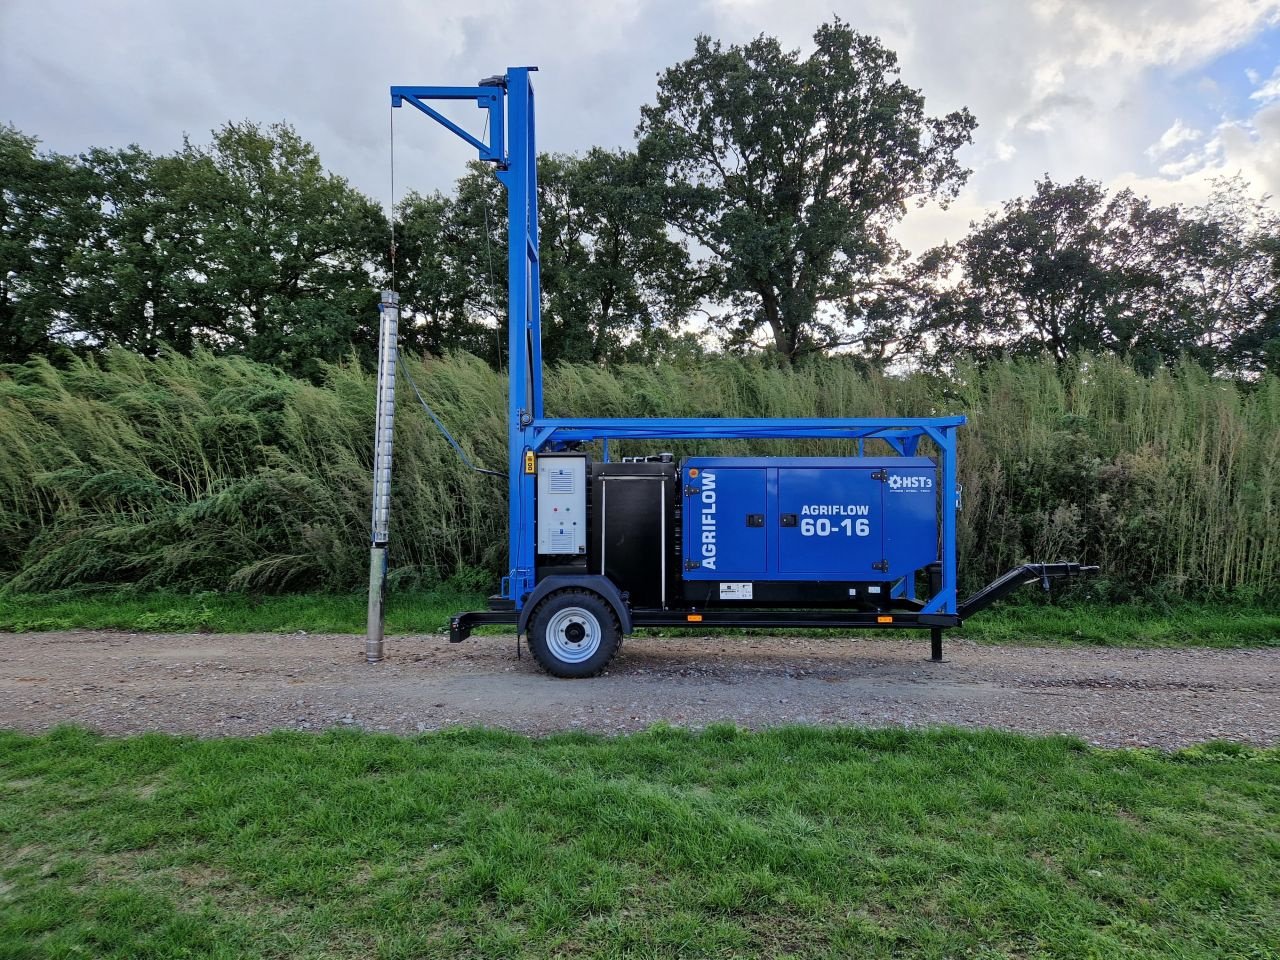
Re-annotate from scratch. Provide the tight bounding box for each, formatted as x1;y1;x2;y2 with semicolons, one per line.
682;457;938;584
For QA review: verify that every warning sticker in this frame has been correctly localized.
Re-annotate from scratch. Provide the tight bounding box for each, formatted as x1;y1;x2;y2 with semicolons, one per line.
719;582;753;600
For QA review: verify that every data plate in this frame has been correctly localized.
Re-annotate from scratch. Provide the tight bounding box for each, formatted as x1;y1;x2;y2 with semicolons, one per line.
719;582;753;600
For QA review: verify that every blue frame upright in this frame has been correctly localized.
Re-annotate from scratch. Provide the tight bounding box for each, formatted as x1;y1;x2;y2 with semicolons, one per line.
391;68;965;616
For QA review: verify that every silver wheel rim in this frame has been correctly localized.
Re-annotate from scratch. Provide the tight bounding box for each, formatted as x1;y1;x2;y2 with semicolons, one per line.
544;606;602;664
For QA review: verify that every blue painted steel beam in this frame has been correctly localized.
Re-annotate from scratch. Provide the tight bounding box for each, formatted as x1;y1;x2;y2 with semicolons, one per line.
531;416;965;443
390;86;504;163
920;424;959;615
392;68;545;604
492;67;543;602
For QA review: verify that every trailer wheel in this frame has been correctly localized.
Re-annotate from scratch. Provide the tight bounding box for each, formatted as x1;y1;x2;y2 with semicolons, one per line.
527;589;621;678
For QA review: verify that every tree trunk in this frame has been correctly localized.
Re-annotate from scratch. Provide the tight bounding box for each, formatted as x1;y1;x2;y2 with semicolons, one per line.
761;288;794;360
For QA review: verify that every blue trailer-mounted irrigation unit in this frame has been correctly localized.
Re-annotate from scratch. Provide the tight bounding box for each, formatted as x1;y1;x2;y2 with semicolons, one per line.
378;67;1096;678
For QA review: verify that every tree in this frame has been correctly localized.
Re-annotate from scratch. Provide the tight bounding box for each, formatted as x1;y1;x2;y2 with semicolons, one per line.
537;149;699;363
177;122;389;378
397;150;698;367
0;126;96;362
394;183;505;364
923;178;1181;365
1182;180;1279;376
921;176;1280;376
3;123;392;375
72;144;221;356
636;19;976;361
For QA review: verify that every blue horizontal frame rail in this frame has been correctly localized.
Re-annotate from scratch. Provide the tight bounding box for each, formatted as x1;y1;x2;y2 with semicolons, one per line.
394;65;963;620
532;416;963;443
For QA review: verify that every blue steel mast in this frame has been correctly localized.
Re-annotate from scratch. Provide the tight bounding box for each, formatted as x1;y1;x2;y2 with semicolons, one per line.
494;68;544;603
392;68;545;602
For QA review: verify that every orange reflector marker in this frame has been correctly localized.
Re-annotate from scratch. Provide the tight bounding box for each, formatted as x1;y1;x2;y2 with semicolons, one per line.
687;614;703;622
877;615;893;624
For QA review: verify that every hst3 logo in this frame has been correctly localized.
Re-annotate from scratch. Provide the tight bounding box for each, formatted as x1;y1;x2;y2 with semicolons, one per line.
887;474;933;491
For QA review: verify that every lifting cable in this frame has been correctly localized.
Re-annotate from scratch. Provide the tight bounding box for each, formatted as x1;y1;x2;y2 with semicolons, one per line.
397;348;503;478
389;103;397;291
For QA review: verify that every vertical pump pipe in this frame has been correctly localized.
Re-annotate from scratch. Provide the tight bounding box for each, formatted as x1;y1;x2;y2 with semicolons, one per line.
367;289;400;663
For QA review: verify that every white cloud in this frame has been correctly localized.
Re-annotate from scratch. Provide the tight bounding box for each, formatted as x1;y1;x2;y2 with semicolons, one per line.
736;0;1280;250
1250;65;1280;100
896;191;994;253
1116;103;1280;204
1156;137;1221;177
1146;119;1204;160
1033;0;1278;69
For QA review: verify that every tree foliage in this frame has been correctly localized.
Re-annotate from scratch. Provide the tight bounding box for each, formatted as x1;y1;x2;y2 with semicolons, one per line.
0;126;96;362
394;186;501;362
1;123;387;378
396;151;702;367
637;19;976;361
1183;182;1280;376
2;23;1277;381
177;122;389;379
537;149;701;363
921;176;1279;375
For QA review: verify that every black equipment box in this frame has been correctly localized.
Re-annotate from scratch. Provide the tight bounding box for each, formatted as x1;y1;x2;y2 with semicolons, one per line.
588;461;678;609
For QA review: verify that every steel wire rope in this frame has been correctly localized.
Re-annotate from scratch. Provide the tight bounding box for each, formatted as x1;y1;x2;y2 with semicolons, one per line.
397;347;502;478
389;103;397;291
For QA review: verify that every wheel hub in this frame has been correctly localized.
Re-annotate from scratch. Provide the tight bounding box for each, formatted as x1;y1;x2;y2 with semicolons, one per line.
544;606;603;663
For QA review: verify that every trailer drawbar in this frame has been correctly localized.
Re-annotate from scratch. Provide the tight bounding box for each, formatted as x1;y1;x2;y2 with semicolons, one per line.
383;68;1096;677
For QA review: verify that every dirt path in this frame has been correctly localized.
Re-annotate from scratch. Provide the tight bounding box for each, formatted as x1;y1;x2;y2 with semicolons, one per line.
1;631;1276;749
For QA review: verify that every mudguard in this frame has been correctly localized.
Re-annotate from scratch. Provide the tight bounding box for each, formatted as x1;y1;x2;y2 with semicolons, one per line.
518;575;633;636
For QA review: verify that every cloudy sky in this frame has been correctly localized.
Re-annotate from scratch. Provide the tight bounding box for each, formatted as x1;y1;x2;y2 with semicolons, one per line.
3;0;1278;252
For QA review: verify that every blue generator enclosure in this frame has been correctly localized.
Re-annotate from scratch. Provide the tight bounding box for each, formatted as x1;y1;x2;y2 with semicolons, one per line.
682;457;938;582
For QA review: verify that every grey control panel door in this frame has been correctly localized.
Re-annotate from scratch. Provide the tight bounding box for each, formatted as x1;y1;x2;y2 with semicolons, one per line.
536;455;587;555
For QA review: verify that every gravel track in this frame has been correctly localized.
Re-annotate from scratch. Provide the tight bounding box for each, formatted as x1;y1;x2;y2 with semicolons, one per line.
1;631;1276;749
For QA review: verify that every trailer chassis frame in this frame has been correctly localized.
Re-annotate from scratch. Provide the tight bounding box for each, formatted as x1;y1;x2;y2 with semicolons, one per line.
449;561;1096;661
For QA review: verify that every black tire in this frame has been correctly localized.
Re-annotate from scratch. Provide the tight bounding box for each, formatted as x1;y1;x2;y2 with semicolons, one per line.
526;588;622;678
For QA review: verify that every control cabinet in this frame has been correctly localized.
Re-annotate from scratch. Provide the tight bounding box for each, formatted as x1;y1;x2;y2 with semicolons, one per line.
535;455;587;555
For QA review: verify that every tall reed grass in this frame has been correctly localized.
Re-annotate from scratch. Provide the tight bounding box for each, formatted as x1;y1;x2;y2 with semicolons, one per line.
1;350;1274;600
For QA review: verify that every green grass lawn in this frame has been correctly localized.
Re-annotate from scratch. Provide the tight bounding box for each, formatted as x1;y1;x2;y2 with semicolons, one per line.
0;589;483;636
954;600;1280;648
1;727;1276;959
0;589;1276;648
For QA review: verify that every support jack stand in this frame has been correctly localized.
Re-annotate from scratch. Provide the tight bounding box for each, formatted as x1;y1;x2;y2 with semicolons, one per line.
929;627;945;663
